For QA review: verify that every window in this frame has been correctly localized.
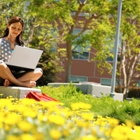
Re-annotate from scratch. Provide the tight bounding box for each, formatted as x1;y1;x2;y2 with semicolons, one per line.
70;76;88;83
72;48;89;60
50;40;57;52
101;78;112;86
101;78;122;86
106;35;122;62
72;29;90;60
50;28;58;52
80;0;85;3
137;81;140;87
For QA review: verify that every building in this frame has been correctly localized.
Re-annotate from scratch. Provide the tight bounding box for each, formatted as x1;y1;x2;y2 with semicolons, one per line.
55;35;114;85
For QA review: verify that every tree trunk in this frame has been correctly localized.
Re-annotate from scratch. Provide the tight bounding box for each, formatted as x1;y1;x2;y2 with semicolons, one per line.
117;61;123;93
123;54;138;98
25;17;37;47
66;41;72;82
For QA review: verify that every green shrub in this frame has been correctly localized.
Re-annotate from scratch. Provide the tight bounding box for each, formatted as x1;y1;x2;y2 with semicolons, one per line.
38;84;140;125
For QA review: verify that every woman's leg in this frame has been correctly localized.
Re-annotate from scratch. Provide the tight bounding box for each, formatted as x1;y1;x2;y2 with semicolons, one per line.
15;69;43;88
16;68;43;85
0;62;41;88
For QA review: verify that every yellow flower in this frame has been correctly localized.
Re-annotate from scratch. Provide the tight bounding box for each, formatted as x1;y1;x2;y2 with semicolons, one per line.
0;122;3;129
17;121;33;132
7;104;18;112
94;116;107;126
81;112;94;121
4;124;12;131
107;117;119;127
35;132;44;140
132;126;140;140
20;98;37;106
134;125;140;133
81;135;97;140
92;128;97;136
125;120;135;128
70;102;91;110
23;109;38;118
48;115;65;125
0;99;11;107
62;129;70;137
7;135;20;140
0;113;4;123
40;101;61;109
62;108;74;118
76;120;91;128
111;125;133;139
49;129;61;140
20;134;36;140
4;113;21;125
38;114;47;122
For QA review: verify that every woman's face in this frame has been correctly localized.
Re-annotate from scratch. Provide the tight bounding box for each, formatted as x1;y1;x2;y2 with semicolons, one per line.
8;22;23;38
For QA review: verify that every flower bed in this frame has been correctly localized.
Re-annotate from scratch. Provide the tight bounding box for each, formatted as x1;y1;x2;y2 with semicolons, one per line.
0;97;140;140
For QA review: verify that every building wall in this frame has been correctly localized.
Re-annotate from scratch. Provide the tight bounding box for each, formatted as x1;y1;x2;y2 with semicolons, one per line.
55;57;113;84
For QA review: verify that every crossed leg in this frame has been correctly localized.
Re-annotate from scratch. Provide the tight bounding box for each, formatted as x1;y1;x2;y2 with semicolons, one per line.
0;63;42;88
4;78;36;88
16;69;43;87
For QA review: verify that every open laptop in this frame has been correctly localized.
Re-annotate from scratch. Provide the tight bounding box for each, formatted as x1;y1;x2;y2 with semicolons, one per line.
6;46;43;70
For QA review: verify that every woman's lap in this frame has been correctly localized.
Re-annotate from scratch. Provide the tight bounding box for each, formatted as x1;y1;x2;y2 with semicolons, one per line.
0;67;42;86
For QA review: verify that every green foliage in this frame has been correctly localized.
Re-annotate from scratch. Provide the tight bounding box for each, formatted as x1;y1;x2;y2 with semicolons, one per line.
38;84;140;125
0;0;117;83
0;0;64;85
110;0;140;94
1;0;140;89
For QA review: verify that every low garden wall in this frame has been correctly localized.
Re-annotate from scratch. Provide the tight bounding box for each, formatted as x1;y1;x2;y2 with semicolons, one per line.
48;82;124;101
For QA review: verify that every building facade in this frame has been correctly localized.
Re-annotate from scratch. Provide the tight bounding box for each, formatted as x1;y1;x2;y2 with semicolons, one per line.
55;47;114;86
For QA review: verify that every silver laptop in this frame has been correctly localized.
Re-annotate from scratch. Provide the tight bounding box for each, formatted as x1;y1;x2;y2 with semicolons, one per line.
6;46;43;70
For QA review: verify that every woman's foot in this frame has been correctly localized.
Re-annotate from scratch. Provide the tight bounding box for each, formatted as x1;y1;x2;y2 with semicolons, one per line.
4;79;36;88
29;81;36;88
24;81;36;88
4;79;10;87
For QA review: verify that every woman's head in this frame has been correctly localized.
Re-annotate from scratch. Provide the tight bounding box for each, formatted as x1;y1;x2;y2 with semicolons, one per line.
3;16;24;45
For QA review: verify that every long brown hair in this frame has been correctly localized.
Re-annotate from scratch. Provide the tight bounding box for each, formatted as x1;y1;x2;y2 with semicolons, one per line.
2;16;24;46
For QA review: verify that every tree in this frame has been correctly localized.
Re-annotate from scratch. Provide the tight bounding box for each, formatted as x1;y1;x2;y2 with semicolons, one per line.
28;0;113;82
64;0;113;82
2;0;140;98
0;0;116;85
0;0;64;85
109;0;140;97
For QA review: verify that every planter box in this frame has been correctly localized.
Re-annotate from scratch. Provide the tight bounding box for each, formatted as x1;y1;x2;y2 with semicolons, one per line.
48;82;124;101
0;86;41;99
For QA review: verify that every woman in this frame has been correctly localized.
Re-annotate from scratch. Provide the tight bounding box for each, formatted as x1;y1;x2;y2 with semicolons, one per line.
0;16;43;88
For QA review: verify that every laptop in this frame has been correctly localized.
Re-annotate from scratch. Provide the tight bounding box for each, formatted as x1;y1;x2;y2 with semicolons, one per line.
6;46;43;70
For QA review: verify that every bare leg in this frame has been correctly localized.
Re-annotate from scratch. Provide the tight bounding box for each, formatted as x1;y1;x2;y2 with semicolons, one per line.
15;70;43;88
17;70;42;83
0;63;42;88
4;79;36;88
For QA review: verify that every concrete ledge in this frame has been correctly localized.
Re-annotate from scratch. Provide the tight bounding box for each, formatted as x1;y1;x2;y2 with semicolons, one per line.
0;86;41;98
48;82;90;94
110;93;124;101
48;82;124;101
